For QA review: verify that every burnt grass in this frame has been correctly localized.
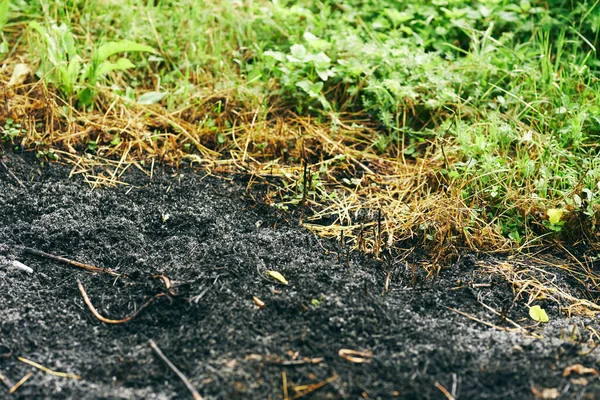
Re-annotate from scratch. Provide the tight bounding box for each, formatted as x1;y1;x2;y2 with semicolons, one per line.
0;150;599;400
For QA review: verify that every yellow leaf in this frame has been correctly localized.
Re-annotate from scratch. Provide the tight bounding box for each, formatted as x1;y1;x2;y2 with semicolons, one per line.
266;270;288;285
529;305;549;323
547;209;563;225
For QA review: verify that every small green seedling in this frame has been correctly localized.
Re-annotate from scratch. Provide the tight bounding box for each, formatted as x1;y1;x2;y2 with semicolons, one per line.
529;305;549;323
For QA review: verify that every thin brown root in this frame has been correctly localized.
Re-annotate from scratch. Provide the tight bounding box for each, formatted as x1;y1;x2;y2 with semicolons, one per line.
23;247;123;277
149;339;204;400
18;357;81;379
152;274;177;295
77;279;164;324
434;381;455;400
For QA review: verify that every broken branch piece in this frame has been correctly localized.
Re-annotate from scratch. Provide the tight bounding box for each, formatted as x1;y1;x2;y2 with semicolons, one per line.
149;339;204;400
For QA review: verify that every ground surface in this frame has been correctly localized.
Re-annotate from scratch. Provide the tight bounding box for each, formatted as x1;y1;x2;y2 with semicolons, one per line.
0;151;599;400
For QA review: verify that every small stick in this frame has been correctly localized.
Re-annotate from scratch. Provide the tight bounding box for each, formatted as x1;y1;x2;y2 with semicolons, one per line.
376;208;382;257
446;307;541;339
0;158;24;188
18;357;81;380
0;370;14;389
434;381;455;400
269;358;323;366
22;247;123;277
384;271;391;293
301;161;308;205
8;372;32;395
149;339;204;400
282;371;289;400
78;280;164;324
477;301;532;336
291;374;337;399
357;215;365;251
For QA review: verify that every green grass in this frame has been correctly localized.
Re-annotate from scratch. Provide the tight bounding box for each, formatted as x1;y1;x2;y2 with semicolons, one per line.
1;0;600;252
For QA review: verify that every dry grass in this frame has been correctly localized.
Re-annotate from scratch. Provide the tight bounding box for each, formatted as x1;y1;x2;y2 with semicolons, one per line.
1;60;599;316
477;254;600;317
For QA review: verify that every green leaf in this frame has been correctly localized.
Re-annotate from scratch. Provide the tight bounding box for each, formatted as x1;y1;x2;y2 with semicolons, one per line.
137;91;168;105
87;140;98;151
266;270;288;285
316;68;335;81
95;58;135;77
110;134;121;146
529;305;549;323
448;170;460;179
95;40;156;62
78;88;94;106
288;44;307;62
0;0;9;31
547;209;564;225
263;50;285;62
508;230;522;244
28;20;45;36
520;0;531;12
296;80;323;98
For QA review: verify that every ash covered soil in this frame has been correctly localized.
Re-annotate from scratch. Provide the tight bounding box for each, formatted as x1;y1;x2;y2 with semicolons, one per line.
0;151;599;400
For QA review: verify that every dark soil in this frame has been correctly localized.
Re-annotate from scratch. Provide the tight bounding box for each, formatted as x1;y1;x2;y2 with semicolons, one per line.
0;151;599;400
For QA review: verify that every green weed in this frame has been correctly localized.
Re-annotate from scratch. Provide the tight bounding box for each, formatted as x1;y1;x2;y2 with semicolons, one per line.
28;19;155;106
3;0;600;249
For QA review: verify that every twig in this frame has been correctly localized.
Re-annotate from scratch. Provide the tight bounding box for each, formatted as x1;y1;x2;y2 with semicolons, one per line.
384;271;391;293
275;358;323;366
447;307;513;331
8;372;32;394
435;382;455;400
446;307;541;339
78;279;164;324
477;300;540;338
18;357;81;379
149;339;204;400
291;374;338;399
22;247;123;277
0;370;14;389
0;158;24;188
282;371;289;400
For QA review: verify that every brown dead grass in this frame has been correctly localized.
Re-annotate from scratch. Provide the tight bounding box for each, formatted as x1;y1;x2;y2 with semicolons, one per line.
1;60;599;316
